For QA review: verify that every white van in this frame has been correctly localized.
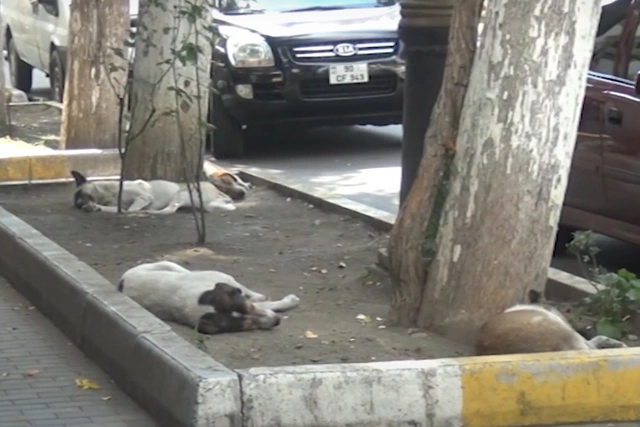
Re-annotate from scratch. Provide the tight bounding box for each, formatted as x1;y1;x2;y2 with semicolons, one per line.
3;0;138;102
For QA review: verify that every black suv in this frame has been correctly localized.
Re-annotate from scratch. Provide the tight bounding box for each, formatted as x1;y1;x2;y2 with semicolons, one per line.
208;0;404;158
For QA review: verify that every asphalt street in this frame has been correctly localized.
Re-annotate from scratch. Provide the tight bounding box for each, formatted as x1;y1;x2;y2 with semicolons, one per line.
11;66;640;279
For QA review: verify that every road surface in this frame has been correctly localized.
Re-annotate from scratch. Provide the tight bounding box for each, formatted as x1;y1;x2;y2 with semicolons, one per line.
8;67;640;278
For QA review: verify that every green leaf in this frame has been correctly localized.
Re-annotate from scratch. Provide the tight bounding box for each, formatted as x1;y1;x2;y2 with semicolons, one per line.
627;288;640;302
617;268;637;281
596;272;623;288
595;318;623;339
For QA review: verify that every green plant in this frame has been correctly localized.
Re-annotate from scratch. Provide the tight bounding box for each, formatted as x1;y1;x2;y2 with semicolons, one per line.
567;230;640;339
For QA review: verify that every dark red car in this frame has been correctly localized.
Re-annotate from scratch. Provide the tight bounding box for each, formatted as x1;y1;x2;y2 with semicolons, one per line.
557;0;640;252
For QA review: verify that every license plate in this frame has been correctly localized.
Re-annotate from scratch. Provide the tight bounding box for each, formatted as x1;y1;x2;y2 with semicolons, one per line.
329;63;369;85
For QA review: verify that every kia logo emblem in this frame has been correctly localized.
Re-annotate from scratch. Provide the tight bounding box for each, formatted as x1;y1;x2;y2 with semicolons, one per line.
333;43;357;57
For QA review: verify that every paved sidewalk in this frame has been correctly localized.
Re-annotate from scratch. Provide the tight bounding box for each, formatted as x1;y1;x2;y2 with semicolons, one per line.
0;277;157;427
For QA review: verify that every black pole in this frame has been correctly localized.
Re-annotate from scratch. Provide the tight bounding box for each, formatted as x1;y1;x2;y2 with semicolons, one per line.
398;1;451;205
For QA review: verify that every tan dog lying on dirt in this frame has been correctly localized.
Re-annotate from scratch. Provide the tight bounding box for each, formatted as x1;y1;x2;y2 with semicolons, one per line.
475;290;627;355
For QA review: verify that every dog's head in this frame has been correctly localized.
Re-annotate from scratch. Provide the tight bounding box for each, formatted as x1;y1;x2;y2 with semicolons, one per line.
198;282;250;314
203;159;253;201
70;170;98;211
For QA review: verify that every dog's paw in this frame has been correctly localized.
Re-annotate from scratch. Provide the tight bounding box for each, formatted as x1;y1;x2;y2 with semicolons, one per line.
283;294;301;307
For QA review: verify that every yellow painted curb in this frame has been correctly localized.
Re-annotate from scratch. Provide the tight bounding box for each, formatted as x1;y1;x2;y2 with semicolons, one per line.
459;348;640;426
0;150;121;183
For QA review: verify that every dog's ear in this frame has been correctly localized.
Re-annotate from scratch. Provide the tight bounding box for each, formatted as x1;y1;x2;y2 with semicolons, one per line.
527;289;542;304
70;170;88;187
198;289;217;306
198;283;240;306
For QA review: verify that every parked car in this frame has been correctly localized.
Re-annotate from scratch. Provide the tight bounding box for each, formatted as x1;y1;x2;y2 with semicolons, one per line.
207;0;404;158
2;0;138;102
556;0;640;253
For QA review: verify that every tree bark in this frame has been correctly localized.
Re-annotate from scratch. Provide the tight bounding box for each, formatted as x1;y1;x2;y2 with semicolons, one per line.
388;0;481;326
60;0;129;149
0;9;9;133
418;0;602;343
123;0;212;182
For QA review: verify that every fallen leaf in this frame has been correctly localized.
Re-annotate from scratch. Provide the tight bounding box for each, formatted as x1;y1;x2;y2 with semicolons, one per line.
75;378;100;390
1;372;8;377
304;330;318;339
25;369;40;377
338;262;347;269
320;269;328;274
101;396;112;401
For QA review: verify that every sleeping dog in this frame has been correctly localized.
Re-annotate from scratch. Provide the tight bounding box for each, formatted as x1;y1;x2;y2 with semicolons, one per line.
475;290;627;355
118;261;300;334
71;159;251;214
202;156;253;201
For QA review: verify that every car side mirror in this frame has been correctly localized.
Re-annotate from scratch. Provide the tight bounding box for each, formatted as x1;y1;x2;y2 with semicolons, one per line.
636;71;640;95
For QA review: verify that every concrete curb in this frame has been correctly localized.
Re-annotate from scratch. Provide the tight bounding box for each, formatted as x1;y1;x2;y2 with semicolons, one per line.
237;350;640;427
0;206;241;427
0;148;122;184
238;170;396;232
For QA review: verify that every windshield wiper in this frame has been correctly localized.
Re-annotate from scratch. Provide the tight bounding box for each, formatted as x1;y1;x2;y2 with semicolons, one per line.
281;6;348;13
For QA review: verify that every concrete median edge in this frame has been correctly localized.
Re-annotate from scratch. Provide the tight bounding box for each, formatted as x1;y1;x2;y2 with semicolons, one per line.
237;349;640;427
0;206;242;427
0;149;122;184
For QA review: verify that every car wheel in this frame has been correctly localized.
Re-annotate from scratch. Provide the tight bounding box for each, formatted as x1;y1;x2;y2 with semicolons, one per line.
553;225;576;257
207;92;245;159
8;37;33;92
50;49;65;103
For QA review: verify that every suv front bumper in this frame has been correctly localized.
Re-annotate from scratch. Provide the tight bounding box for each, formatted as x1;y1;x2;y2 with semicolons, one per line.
212;57;405;128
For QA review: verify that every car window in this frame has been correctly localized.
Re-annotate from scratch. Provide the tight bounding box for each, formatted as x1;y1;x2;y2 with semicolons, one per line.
592;0;640;81
218;0;396;14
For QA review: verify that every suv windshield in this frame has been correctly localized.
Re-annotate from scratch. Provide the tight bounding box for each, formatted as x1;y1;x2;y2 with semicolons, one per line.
219;0;397;15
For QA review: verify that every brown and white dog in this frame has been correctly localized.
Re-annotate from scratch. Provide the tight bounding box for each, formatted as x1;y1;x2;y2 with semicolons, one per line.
475;290;627;355
118;261;300;334
202;156;253;201
71;159;252;214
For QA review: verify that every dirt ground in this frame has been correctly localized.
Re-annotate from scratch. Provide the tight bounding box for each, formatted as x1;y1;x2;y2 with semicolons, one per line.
0;183;470;369
1;104;61;149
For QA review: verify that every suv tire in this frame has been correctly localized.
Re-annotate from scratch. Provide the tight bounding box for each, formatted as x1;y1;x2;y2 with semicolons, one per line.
8;37;33;93
553;225;576;257
50;49;65;103
207;92;245;159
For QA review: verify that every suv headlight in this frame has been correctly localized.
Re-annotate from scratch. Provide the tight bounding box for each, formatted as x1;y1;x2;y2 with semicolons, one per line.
226;35;274;68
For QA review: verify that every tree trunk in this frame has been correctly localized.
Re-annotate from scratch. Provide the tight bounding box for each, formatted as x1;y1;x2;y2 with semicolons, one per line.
122;0;212;182
388;0;482;326
0;9;9;133
418;0;602;343
60;0;129;149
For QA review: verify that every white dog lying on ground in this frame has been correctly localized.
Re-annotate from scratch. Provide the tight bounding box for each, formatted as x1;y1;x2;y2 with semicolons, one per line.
71;170;236;214
117;261;301;334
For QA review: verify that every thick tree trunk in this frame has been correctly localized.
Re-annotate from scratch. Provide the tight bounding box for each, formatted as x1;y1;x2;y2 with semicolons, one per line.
0;9;9;132
388;0;481;326
418;0;602;343
123;0;211;182
60;0;129;149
